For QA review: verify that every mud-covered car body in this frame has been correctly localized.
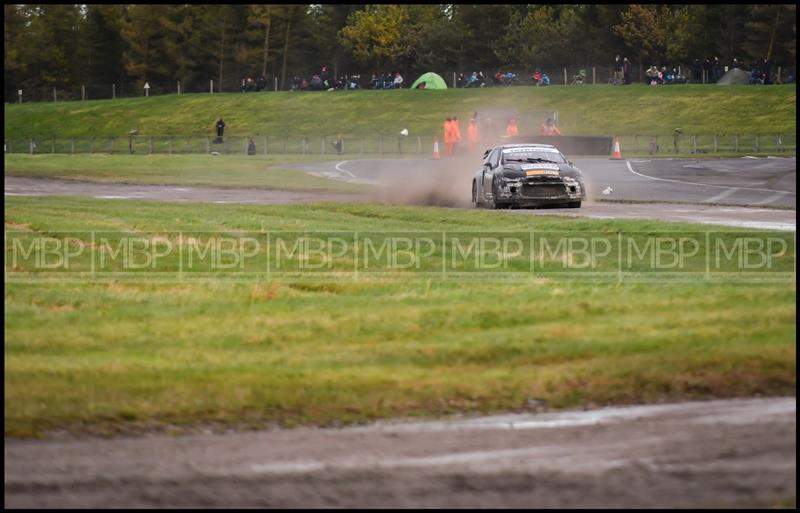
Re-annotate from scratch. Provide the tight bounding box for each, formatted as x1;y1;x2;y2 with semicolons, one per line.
472;143;585;208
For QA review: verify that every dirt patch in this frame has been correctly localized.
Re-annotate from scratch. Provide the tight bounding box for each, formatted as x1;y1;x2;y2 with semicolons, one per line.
5;397;795;508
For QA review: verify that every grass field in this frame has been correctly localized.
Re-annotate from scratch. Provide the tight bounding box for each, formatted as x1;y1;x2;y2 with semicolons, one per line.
5;85;796;140
4;195;796;438
3;154;371;193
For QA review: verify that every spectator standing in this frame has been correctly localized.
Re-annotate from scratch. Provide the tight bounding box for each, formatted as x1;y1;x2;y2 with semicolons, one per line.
760;58;771;85
468;113;480;147
622;57;631;84
539;117;562;136
505;118;519;137
444;117;455;156
691;59;702;83
247;137;256;155
215;118;226;143
712;57;722;82
332;134;343;155
452;116;462;153
613;54;623;83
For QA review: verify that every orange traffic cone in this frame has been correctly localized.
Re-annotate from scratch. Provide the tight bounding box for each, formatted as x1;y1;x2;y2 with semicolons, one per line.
432;137;441;160
610;136;623;160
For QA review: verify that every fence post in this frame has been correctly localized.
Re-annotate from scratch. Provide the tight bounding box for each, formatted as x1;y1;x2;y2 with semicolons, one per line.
634;134;638;153
453;72;456;88
169;137;172;155
29;139;34;155
692;135;697;153
417;136;421;154
112;83;116;99
264;135;268;155
592;67;596;85
89;137;94;154
82;85;86;101
379;136;383;155
53;87;57;102
321;136;326;155
210;79;214;93
244;136;247;155
70;138;74;155
563;68;567;85
206;136;210;153
734;134;738;152
274;77;278;91
776;134;782;152
177;81;181;95
52;137;55;154
148;136;153;154
18;89;22;104
754;134;759;152
777;66;781;83
713;134;718;153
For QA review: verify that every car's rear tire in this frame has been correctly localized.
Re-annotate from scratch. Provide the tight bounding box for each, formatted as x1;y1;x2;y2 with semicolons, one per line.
472;181;479;208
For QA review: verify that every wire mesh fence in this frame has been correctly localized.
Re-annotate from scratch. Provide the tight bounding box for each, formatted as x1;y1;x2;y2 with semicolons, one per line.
13;62;792;104
4;133;796;157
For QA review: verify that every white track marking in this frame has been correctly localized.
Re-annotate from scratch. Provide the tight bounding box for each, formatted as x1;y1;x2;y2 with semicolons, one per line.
335;160;357;178
94;195;130;199
753;191;790;206
704;187;739;203
626;161;795;195
5;192;40;196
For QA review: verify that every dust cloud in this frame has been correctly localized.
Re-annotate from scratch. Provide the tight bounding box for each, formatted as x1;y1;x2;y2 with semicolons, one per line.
367;154;478;208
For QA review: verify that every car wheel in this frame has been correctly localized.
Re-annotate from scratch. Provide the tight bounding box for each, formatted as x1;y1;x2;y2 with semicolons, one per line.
472;181;479;208
487;178;501;209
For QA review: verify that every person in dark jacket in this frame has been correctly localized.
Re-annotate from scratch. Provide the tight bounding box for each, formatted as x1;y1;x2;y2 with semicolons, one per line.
215;118;226;143
622;57;631;85
759;58;771;85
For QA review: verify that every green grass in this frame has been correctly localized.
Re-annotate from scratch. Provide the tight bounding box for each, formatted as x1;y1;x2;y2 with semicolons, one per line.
5;85;796;139
3;154;371;193
4;196;796;438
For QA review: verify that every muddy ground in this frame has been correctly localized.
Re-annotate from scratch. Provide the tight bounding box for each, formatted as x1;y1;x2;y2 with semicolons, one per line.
5;397;795;508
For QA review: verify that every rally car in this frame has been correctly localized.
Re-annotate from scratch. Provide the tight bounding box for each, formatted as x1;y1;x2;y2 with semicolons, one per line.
472;143;585;208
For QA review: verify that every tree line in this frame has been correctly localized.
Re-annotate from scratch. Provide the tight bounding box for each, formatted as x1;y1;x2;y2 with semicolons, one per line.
4;4;796;98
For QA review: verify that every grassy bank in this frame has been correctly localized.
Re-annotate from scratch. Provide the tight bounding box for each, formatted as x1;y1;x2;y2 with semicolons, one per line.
5;85;796;139
4;196;796;437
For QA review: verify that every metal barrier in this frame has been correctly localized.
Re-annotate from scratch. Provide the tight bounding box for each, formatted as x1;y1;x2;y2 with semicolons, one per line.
4;133;796;156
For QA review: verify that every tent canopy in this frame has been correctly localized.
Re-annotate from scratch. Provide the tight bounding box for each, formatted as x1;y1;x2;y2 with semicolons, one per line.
716;68;750;85
410;72;448;90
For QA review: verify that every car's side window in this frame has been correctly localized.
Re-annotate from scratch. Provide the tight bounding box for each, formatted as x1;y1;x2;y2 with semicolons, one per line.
489;149;500;168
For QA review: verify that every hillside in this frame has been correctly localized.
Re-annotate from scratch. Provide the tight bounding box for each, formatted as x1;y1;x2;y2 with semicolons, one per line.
4;85;796;139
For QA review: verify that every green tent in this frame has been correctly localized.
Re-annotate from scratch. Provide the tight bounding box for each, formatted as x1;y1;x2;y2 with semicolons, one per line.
410;72;448;90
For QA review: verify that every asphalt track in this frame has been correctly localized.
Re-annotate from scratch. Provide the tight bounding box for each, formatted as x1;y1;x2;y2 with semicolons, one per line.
5;397;796;507
6;156;795;230
297;156;796;230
